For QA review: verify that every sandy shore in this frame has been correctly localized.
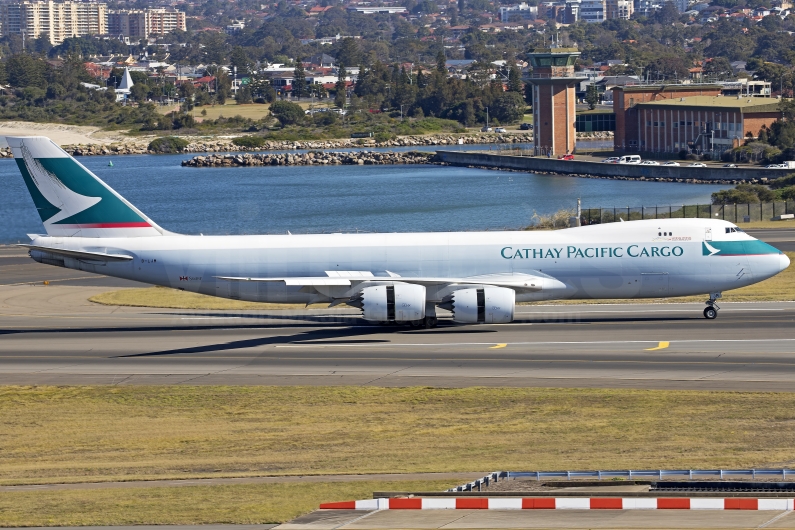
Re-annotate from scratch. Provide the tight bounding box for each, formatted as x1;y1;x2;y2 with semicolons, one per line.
0;121;134;146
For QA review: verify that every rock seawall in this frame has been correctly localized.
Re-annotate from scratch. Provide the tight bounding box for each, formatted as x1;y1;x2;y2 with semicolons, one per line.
181;150;436;167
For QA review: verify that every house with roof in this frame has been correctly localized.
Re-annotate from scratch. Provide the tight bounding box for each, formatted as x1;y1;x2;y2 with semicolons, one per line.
305;53;336;68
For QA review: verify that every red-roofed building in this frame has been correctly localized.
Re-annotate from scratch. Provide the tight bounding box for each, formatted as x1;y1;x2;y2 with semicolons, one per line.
193;75;216;91
309;6;332;15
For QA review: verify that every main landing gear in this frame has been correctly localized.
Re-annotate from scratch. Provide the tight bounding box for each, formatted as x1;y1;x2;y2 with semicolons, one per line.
703;292;722;319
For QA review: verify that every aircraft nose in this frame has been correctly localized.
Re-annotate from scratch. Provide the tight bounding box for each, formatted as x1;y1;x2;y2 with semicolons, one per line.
781;252;791;272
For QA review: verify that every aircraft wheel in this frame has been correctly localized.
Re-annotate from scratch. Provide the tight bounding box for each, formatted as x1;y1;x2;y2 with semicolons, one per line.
703;307;718;319
424;317;438;329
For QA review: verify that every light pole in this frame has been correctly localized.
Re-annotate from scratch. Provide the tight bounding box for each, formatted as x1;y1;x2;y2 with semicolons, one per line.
485;107;489;130
400;104;407;120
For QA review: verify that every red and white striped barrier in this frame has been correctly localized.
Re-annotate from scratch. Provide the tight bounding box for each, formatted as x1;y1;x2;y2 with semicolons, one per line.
320;497;795;511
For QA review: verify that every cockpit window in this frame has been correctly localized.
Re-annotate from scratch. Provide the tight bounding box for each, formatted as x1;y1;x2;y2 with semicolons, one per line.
726;227;740;233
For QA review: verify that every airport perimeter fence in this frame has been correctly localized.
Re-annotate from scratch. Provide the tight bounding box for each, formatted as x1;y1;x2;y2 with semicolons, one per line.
580;201;795;225
449;470;795;492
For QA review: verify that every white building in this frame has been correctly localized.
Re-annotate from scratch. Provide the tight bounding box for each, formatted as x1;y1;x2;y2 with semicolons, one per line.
107;8;185;39
580;0;606;22
499;2;538;21
606;0;634;18
0;0;106;45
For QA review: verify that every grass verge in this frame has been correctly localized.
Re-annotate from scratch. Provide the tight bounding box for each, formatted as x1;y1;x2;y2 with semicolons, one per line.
89;287;329;310
89;252;795;309
0;480;453;526
3;386;795;487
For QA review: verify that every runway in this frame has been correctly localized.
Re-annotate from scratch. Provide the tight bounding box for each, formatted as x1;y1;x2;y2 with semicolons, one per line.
1;229;795;391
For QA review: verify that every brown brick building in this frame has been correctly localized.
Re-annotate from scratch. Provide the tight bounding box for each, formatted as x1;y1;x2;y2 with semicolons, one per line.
527;48;586;156
613;85;782;154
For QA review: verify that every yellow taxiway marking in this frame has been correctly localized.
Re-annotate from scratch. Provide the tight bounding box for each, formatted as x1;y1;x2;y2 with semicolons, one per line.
645;341;670;351
490;343;507;349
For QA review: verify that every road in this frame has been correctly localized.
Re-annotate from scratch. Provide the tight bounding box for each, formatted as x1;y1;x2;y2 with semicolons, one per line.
1;228;794;390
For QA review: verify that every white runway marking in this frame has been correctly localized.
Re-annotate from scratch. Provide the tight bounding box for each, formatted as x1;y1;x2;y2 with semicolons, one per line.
277;338;795;348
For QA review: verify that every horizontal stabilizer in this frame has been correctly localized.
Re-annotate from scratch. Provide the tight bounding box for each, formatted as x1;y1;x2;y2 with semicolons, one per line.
19;244;134;262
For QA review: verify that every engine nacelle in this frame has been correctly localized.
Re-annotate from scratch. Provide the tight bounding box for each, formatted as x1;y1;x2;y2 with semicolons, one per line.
444;287;515;324
355;284;426;322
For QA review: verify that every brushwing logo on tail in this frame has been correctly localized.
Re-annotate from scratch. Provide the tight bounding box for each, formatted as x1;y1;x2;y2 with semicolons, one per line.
20;142;101;224
703;241;721;256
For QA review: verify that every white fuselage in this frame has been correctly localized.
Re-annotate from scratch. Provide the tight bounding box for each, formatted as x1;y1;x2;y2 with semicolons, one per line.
28;218;787;304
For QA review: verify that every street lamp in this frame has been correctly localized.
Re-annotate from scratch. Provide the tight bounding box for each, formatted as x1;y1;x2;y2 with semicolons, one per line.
400;104;407;120
485;106;489;129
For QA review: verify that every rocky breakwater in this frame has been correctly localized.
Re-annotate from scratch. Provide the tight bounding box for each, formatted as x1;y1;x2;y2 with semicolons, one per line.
181;150;436;168
62;143;150;156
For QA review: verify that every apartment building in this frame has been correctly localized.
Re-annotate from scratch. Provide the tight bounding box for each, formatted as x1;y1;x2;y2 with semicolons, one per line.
107;7;185;38
606;0;633;19
0;0;106;45
580;0;606;21
107;9;146;38
499;2;538;21
145;8;185;34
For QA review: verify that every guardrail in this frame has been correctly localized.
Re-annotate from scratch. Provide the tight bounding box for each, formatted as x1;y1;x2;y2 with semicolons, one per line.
447;470;795;492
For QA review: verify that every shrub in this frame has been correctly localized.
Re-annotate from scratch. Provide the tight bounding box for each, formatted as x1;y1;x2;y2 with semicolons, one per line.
770;173;795;189
148;136;189;153
270;100;305;126
711;183;776;204
232;135;267;148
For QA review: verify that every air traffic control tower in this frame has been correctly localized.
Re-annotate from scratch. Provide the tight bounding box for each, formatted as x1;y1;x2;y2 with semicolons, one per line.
527;48;586;156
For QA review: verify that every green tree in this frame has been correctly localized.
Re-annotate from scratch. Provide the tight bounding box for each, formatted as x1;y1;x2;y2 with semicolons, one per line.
130;82;149;102
436;50;446;74
229;46;252;75
703;57;734;81
335;38;361;69
292;60;307;99
334;63;347;108
270;100;305;125
491;92;525;124
5;54;48;88
507;65;523;93
585;83;599;110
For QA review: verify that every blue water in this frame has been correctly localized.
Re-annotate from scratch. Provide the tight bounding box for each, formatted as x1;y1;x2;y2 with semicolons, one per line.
0;152;727;243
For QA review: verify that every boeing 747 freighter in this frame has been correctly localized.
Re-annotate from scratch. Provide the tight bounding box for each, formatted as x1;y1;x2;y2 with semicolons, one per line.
8;136;789;327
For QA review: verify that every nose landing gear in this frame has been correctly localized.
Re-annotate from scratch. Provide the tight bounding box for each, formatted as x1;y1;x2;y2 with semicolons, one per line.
704;292;722;319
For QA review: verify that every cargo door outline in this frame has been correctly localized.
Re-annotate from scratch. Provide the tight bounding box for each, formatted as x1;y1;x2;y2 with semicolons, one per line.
640;272;669;297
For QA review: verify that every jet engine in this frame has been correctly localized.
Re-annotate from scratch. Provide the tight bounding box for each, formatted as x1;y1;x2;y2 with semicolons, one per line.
440;287;515;324
350;284;426;322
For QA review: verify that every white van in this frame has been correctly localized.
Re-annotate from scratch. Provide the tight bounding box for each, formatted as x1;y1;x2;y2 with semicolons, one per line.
618;155;642;164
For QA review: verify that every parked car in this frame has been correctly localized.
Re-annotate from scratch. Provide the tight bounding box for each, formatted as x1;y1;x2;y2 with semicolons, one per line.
723;163;737;168
766;163;787;168
640;160;660;165
662;161;680;166
688;163;707;167
602;157;620;163
557;154;575;161
618;155;642;164
519;123;533;130
481;126;493;132
494;127;507;133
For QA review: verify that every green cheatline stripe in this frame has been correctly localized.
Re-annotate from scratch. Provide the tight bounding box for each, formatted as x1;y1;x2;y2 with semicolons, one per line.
703;240;781;256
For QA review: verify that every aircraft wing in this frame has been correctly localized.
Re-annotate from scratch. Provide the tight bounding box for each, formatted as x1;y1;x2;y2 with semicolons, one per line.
18;244;134;262
215;272;564;292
